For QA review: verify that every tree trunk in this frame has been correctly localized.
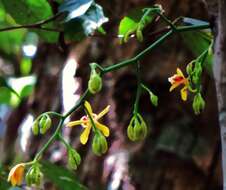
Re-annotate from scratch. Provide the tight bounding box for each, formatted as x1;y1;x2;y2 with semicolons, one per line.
213;0;226;189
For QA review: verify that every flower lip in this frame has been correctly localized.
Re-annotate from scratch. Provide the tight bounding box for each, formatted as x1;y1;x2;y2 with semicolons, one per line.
168;68;189;101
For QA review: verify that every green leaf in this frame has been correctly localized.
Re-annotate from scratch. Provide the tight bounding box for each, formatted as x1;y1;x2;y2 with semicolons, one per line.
0;87;11;104
64;3;108;41
8;75;36;98
180;19;213;72
118;7;159;42
41;161;87;190
2;0;58;43
0;2;25;55
59;0;93;21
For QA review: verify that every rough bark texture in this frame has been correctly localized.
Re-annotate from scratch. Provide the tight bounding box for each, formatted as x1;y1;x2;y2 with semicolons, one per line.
213;0;226;189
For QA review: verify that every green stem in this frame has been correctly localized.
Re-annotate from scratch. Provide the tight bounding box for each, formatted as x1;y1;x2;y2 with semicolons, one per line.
63;89;90;119
141;83;152;94
157;12;177;31
103;30;173;73
102;24;210;74
32;22;211;162
43;111;63;118
34;119;64;161
84;105;97;133
58;133;71;150
133;62;142;115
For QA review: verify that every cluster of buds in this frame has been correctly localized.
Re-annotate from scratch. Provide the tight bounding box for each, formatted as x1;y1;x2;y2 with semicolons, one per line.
127;113;148;141
25;163;43;186
8;162;43;187
192;93;205;115
92;130;108;156
32;114;52;135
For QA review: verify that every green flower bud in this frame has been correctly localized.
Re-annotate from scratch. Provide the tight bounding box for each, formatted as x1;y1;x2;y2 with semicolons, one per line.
127;119;136;141
67;148;81;170
32;119;39;135
192;62;202;85
192;93;205;115
150;93;158;107
92;132;108;156
88;69;102;94
127;114;148;141
26;163;43;186
39;114;52;134
186;61;194;76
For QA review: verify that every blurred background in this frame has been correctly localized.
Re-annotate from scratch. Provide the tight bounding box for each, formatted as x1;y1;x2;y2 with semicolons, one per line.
0;0;221;190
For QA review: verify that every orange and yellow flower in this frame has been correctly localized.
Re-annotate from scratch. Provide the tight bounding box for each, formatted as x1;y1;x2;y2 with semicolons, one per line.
168;68;189;101
66;101;110;145
7;163;25;186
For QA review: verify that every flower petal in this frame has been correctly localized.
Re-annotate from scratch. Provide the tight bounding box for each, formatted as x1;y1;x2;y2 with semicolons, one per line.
84;101;93;115
169;82;182;92
96;121;110;137
97;105;110;120
180;87;188;101
66;120;83;127
8;163;25;186
80;125;91;144
176;68;185;77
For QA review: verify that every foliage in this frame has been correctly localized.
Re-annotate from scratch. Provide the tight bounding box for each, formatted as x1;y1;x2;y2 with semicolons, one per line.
41;161;87;190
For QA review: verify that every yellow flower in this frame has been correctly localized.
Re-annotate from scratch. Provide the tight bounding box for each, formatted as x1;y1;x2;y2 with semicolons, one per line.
66;101;110;145
168;68;189;101
8;163;25;186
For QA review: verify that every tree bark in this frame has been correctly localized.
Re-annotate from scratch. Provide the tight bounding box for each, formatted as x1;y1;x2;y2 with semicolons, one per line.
212;0;226;189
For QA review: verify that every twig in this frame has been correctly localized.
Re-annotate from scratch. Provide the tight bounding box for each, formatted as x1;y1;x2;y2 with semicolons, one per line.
0;13;62;32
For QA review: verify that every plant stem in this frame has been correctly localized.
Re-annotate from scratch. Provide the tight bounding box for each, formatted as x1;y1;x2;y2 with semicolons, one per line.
58;133;71;150
0;13;62;33
34;119;65;161
63;89;90;119
32;22;211;162
133;62;142;115
103;30;173;73
84;105;97;133
103;23;210;74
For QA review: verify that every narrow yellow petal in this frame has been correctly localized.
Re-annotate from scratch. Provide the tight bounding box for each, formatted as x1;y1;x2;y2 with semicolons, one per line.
180;87;188;101
66;120;83;127
84;101;93;115
97;105;110;120
96;121;110;137
176;68;184;77
80;125;91;144
169;82;181;92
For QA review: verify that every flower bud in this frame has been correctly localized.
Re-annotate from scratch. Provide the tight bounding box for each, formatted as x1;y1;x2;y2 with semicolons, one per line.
127;114;148;141
192;62;202;85
92;132;108;156
32;119;39;135
67;148;81;170
39;114;52;134
127;119;136;141
192;93;205;115
186;61;194;76
150;93;158;107
25;163;43;186
88;69;102;94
